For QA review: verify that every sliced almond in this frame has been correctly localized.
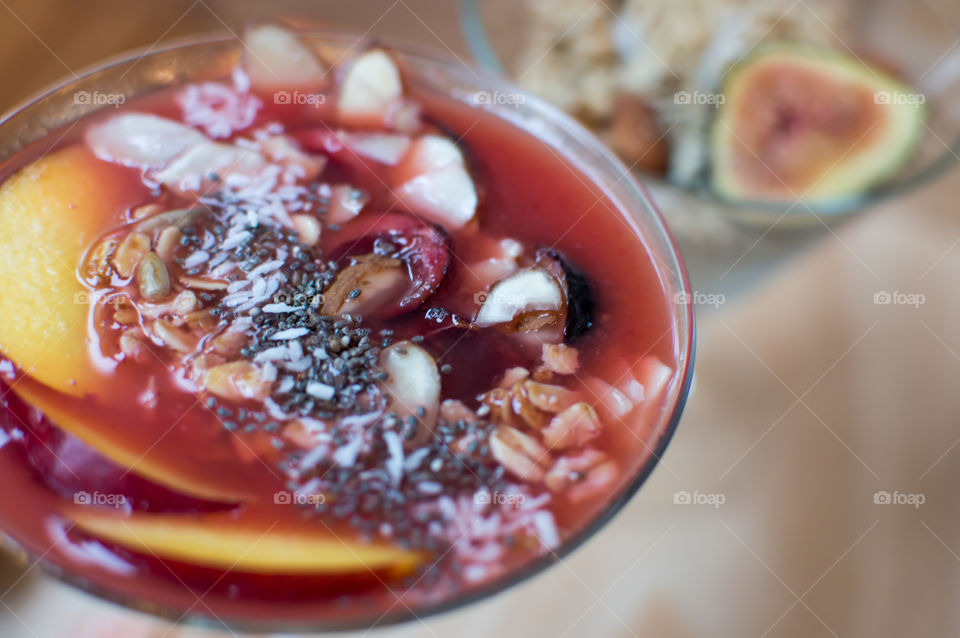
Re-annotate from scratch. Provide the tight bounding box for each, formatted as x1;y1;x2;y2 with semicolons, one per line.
152;142;266;195
327;184;368;224
181;276;229;291
338;131;411;165
523;380;580;414
498;367;530;389
112;232;151;279
261;135;326;181
395;135;477;230
204;361;272;402
542;402;601;449
542;343;579;375
243;23;329;91
475;268;564;328
545;449;618;503
380;341;440;428
171;290;199;316
85;113;207;169
337;49;403;127
151;319;197;354
155;226;182;262
211;329;248;358
292;214;321;246
490;425;549;482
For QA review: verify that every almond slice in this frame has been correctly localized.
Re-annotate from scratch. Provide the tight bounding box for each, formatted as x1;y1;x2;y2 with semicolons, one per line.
337;49;403;127
380;341;441;428
243;23;329;91
475;268;564;327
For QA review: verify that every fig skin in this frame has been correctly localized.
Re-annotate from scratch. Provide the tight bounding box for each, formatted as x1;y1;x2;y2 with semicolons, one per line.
710;43;926;204
538;249;595;340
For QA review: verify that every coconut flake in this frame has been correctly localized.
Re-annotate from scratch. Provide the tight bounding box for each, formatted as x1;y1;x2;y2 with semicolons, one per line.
383;429;405;485
531;511;560;550
262;303;302;313
254;346;288;362
221;230;253;251
183;250;210;268
418;481;442;495
404;447;430;471
305;381;335;401
261;361;278;382
270;327;310;340
298;444;330;473
276;376;295;394
249;259;285;278
333;435;365;467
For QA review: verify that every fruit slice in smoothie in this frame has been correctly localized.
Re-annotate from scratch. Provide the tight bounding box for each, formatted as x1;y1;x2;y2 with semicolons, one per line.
712;44;925;204
69;508;422;575
15;383;250;503
0;146;132;396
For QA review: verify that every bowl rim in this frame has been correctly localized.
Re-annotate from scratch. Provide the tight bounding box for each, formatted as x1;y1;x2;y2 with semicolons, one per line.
0;28;696;634
458;0;960;219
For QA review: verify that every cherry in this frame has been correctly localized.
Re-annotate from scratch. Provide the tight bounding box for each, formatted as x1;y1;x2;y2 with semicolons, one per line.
325;213;451;316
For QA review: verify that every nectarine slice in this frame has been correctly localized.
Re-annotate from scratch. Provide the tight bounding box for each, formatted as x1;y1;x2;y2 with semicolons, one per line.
14;382;249;503
0;145;131;396
69;508;422;575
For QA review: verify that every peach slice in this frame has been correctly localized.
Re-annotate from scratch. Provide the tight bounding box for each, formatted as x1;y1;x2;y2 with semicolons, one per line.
0;145;131;396
14;383;249;503
69;508;422;575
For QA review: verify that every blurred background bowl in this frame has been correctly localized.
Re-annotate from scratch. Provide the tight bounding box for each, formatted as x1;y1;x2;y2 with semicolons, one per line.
461;0;960;219
461;0;960;296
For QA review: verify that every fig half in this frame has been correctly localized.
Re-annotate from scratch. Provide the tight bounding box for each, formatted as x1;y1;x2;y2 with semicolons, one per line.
711;44;925;205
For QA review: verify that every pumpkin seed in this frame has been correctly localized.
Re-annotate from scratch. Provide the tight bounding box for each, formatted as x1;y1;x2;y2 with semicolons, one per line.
136;252;171;301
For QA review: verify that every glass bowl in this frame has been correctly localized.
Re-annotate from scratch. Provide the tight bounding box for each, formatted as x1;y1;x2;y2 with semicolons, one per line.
0;29;695;633
460;0;960;225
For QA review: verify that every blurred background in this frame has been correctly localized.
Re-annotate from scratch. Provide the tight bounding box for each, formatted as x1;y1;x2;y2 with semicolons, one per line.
1;0;960;636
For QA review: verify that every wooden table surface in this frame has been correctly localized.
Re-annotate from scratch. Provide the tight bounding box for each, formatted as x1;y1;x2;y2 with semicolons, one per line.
0;0;469;114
